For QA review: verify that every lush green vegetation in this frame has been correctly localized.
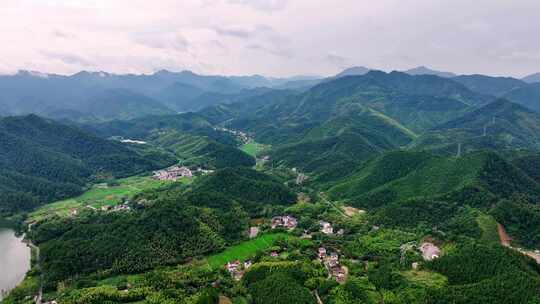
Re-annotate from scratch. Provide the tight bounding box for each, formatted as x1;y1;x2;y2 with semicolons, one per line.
492;196;540;248
411;99;540;154
240;141;268;158
151;130;255;169
206;234;289;269
27;176;173;222
0;115;175;214
4;70;540;304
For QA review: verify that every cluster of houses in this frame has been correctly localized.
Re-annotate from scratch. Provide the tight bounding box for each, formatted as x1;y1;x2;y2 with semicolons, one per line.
225;260;252;280
318;247;347;283
101;202;131;212
214;127;251;144
271;215;298;230
152;166;193;181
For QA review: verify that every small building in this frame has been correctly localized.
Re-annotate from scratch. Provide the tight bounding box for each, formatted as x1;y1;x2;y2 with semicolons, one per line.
270;251;279;257
249;227;260;239
225;260;245;281
331;266;347;283
320;221;334;235
419;242;441;261
271;215;298;229
318;247;327;259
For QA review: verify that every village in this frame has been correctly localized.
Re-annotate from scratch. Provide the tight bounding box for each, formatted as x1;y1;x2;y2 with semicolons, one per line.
222;204;449;286
152;165;214;181
225;214;352;283
213;127;251;144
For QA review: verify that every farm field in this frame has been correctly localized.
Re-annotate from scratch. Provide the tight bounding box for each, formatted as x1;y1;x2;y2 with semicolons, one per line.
28;176;175;222
206;233;290;269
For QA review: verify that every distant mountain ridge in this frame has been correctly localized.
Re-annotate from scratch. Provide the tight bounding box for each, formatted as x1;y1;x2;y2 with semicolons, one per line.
0;69;323;121
523;72;540;83
404;66;457;78
335;66;372;78
452;74;527;97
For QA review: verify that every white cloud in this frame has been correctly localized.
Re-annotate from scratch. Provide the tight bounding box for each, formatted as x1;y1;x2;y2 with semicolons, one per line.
0;0;539;77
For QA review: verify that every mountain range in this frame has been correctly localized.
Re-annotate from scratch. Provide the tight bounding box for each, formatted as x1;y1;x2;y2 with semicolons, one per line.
0;70;320;121
3;64;540;304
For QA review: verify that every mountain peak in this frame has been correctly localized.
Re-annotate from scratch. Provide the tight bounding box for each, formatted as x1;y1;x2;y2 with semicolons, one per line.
335;66;372;78
16;70;51;79
404;66;456;78
523;72;540;84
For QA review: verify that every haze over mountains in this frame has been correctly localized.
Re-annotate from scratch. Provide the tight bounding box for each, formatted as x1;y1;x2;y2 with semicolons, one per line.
2;63;540;304
1;66;539;124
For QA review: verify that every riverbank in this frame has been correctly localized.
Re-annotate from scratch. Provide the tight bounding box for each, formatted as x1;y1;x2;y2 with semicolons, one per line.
0;228;32;302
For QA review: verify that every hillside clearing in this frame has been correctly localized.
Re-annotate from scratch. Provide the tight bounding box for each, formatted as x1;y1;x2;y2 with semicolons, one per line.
206;233;290;269
241;141;268;157
28;176;173;222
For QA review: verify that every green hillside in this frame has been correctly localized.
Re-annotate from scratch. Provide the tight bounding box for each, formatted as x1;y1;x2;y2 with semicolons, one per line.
328;150;540;208
504;82;540;113
149;130;255;169
411;99;540;154
188;167;296;210
0;115;174;214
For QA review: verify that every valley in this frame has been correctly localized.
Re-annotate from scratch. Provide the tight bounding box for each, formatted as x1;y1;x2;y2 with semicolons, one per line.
1;69;540;304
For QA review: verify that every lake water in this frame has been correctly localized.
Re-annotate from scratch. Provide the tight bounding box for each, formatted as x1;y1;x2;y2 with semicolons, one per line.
0;228;31;300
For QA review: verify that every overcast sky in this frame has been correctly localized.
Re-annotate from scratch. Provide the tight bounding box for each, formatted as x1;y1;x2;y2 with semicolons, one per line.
1;0;539;77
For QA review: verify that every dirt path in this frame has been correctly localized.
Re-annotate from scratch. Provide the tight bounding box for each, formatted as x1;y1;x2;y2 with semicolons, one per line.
497;223;540;264
314;290;324;304
497;223;512;247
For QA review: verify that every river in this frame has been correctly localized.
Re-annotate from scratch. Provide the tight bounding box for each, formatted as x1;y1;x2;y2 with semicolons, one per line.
0;227;31;301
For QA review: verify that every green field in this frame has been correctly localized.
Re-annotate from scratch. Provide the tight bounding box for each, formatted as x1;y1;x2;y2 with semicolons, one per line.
28;176;175;222
401;270;448;289
240;141;268;158
206;233;289;269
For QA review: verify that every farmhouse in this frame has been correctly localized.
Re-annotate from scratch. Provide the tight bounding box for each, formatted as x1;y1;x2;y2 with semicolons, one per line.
225;260;244;280
419;242;441;261
320;221;334;235
249;226;260;239
225;259;252;280
318;247;327;259
271;215;298;229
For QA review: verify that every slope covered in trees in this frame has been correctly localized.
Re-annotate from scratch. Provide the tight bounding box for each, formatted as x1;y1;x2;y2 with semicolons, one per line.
411;99;540;154
0;115;174;214
328;150;540;209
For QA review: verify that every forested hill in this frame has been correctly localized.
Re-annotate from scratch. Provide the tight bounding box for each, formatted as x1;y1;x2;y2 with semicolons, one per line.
197;71;493;181
84;112;256;169
0;115;174;214
411;99;540;154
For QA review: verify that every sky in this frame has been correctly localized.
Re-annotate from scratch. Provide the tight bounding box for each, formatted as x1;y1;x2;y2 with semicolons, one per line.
1;0;539;78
